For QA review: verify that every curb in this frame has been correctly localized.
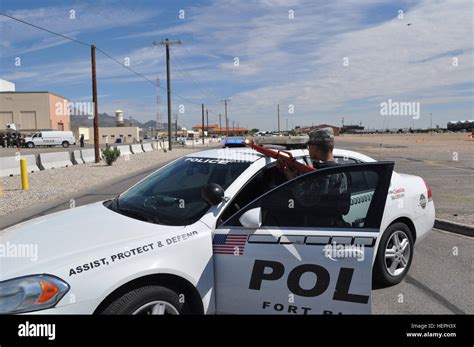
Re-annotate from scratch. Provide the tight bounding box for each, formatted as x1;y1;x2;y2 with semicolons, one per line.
434;218;474;237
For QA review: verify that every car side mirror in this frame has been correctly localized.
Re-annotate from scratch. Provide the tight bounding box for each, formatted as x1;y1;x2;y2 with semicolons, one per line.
239;207;262;229
202;183;224;206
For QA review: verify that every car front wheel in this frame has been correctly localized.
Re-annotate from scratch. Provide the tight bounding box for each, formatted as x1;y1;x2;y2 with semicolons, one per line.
62;141;69;148
101;285;183;315
373;222;414;287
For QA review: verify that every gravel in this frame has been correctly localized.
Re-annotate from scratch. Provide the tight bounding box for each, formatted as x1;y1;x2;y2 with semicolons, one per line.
0;147;206;216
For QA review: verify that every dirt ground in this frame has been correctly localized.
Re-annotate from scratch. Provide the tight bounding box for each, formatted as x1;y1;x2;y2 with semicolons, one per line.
337;133;474;225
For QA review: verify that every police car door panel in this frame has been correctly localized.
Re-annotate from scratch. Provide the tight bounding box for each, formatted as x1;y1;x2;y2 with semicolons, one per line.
213;162;393;314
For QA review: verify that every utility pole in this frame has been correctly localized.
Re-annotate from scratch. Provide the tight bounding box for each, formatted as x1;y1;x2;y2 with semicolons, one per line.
91;45;100;163
219;113;222;134
153;38;182;151
430;113;433;135
232;120;235;135
201;104;205;144
221;99;230;137
156;77;163;132
174;113;178;141
206;109;209;138
277;104;280;133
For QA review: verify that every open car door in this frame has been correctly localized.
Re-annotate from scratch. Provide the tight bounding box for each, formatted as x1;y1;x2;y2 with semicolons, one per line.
213;162;394;314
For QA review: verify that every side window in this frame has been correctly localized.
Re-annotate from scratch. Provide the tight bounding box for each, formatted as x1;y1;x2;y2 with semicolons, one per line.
218;164;287;225
223;164;392;229
350;172;368;193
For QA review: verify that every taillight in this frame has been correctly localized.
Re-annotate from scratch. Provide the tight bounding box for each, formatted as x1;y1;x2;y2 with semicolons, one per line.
423;179;432;201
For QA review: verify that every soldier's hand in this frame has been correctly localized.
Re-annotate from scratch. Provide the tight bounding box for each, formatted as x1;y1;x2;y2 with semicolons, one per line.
277;158;297;180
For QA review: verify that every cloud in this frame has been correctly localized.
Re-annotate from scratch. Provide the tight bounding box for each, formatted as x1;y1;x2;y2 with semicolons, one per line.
1;0;472;129
0;3;158;55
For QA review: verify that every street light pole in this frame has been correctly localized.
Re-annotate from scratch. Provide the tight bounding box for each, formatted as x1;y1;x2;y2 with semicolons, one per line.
201;104;205;145
221;99;230;137
153;38;182;151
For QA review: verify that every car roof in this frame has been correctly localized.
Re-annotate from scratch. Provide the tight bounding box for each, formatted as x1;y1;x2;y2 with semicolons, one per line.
185;147;375;163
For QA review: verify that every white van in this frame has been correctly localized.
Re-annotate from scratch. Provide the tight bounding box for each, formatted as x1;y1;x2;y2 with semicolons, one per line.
25;131;76;148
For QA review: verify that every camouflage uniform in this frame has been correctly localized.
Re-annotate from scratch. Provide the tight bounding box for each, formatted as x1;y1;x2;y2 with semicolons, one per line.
296;128;350;226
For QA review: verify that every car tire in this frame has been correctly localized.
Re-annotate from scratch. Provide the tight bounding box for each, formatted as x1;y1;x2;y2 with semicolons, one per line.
373;222;414;287
27;142;35;148
101;285;184;315
62;141;69;148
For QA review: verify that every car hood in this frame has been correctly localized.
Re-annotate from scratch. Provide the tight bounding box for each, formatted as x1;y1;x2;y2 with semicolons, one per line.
0;201;185;281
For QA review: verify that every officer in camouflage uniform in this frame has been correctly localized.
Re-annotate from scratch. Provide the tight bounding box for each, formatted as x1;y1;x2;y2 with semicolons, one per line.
278;128;351;227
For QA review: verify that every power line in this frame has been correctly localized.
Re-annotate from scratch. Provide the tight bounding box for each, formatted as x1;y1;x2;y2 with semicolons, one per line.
0;12;223;120
94;47;159;86
0;12;91;47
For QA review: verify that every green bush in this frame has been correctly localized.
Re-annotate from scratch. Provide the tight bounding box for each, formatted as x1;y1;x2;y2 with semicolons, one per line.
101;147;121;166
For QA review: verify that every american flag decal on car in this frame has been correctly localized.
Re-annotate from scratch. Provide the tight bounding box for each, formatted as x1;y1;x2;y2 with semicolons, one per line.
213;234;247;255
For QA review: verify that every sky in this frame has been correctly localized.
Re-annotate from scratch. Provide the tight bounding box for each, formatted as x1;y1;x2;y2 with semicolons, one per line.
0;0;473;130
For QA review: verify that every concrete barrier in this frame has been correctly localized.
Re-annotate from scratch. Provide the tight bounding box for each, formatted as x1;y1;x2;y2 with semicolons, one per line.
116;145;132;156
72;150;84;164
39;151;73;170
0;154;40;177
142;142;154;152
130;144;143;154
81;149;96;163
151;141;159;150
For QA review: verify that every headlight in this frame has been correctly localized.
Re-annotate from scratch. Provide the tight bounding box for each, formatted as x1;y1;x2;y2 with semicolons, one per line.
0;275;69;314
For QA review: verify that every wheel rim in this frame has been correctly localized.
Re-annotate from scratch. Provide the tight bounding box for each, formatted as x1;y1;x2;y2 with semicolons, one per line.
384;230;411;277
132;301;179;315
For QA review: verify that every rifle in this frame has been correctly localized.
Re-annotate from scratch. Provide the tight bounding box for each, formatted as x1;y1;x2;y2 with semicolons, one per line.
244;141;315;174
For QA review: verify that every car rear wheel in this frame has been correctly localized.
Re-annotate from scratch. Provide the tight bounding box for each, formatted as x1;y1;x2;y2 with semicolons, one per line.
373;222;414;287
62;141;69;148
101;285;183;315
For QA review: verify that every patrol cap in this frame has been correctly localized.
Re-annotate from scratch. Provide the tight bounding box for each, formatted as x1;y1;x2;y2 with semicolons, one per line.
306;127;335;145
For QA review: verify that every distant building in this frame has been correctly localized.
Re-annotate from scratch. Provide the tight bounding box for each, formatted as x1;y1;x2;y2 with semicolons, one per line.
296;124;340;136
72;126;90;142
0;79;15;92
447;120;474;132
192;124;248;135
81;126;141;144
0;91;71;131
341;124;364;134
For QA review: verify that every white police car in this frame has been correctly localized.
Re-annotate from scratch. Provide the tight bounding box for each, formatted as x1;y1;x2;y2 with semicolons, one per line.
0;147;434;315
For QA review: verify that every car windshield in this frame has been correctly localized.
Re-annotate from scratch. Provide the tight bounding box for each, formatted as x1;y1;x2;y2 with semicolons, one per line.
111;157;251;226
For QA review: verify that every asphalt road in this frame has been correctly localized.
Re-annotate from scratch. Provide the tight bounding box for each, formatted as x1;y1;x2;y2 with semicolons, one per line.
0;141;170;157
1;159;471;314
0;143;101;157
